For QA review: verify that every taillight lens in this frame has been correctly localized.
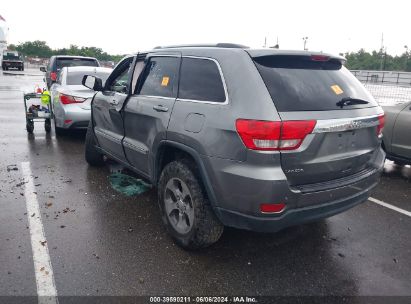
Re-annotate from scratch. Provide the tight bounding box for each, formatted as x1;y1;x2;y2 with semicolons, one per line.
59;94;86;105
236;119;316;151
50;72;57;81
377;114;385;137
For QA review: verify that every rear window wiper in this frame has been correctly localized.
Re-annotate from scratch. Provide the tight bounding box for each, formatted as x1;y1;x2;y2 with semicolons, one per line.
336;97;369;108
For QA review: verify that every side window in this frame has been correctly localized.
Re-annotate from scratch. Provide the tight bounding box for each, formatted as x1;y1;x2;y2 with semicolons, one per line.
56;70;63;84
109;59;132;94
178;58;226;103
138;57;179;98
47;58;54;72
131;60;146;94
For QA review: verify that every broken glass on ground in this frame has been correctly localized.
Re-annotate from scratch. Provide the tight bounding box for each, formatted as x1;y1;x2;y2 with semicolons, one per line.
108;173;152;197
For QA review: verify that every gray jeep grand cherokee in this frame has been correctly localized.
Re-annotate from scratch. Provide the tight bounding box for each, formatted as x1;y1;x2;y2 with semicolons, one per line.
82;44;385;249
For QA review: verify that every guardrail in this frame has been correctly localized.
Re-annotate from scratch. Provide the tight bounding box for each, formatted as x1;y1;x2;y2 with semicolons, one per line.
351;70;411;86
351;70;411;106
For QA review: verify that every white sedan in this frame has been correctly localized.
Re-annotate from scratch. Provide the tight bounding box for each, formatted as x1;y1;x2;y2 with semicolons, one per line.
50;66;112;135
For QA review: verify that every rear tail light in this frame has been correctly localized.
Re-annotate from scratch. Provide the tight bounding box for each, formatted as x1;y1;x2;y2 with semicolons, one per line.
260;203;286;214
377;114;385;137
236;119;316;151
50;72;57;81
59;94;86;105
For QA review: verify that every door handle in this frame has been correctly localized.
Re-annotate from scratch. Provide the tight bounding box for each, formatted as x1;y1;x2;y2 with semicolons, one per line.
153;105;169;112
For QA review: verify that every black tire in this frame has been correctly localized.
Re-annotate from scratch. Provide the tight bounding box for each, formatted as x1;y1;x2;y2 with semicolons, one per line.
158;160;224;250
45;119;51;133
393;160;407;166
21;66;24;71
85;121;104;166
26;121;34;134
54;120;65;136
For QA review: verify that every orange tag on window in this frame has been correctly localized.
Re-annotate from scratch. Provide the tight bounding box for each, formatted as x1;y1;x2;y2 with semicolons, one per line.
161;76;170;87
331;84;343;95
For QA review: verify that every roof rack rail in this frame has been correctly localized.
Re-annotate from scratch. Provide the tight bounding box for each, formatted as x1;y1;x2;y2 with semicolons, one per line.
154;43;249;49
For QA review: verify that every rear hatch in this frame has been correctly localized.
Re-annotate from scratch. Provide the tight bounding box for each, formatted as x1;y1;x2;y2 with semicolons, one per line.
251;53;384;187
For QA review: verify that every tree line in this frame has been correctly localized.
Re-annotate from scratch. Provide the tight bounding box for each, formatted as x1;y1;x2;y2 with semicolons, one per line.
7;40;411;72
344;48;411;72
7;40;124;63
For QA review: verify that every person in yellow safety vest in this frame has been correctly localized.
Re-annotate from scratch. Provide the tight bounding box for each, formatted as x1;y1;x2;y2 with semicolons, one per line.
41;90;51;106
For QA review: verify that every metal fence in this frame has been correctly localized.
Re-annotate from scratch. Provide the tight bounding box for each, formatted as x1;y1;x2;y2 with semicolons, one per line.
351;70;411;106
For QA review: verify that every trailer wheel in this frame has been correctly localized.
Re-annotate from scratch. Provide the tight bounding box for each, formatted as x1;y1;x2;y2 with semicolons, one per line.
26;120;34;134
45;119;51;133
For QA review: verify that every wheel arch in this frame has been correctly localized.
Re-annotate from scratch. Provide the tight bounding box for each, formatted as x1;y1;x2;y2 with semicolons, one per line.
155;141;218;206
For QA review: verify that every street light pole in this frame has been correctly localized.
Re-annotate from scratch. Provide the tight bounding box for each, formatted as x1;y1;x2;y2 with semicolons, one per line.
302;37;308;50
404;45;409;71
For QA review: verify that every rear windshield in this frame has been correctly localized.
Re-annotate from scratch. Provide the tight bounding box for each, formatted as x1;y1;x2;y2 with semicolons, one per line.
66;71;110;85
253;55;377;112
56;58;98;70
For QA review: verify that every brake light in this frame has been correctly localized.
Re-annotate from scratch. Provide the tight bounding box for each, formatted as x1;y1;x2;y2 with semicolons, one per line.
310;55;330;62
59;94;86;105
50;72;57;81
377;114;385;137
260;203;286;213
236;119;316;151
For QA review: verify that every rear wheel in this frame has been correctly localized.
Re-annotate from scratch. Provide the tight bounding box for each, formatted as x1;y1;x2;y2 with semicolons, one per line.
85;121;105;166
54;119;65;136
158;160;224;249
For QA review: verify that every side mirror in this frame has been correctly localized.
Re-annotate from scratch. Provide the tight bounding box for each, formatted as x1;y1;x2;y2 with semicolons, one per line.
82;75;103;91
40;66;46;72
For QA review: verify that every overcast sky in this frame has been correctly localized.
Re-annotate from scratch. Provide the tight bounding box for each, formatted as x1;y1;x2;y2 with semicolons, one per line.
2;0;410;56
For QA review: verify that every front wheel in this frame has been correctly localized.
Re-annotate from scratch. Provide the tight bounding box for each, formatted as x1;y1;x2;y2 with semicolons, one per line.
85;121;104;166
158;160;224;250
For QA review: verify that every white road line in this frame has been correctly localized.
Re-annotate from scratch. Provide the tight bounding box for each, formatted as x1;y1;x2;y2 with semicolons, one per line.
21;162;58;304
369;197;411;217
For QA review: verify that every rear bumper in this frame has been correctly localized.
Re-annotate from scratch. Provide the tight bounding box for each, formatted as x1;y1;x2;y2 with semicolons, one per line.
55;104;90;129
214;181;377;232
204;148;385;232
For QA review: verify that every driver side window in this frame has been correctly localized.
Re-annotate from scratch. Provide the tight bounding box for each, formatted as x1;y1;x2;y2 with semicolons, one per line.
108;59;132;94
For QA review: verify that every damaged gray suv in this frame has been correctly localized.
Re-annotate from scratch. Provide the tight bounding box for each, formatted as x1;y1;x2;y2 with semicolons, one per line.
83;44;385;249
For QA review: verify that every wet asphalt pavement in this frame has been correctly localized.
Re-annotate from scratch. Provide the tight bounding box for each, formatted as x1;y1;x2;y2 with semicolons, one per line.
0;69;410;299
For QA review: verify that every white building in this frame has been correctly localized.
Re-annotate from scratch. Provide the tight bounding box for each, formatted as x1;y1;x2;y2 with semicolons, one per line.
0;14;9;61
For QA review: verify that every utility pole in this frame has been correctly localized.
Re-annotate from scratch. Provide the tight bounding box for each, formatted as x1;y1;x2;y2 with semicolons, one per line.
270;36;279;49
302;37;308;50
404;45;409;71
379;33;385;71
263;37;267;48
